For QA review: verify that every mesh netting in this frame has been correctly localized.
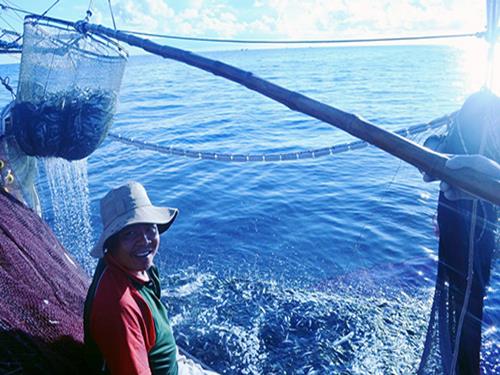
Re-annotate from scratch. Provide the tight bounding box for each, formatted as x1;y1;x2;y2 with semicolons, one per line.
418;90;499;374
418;195;496;375
0;189;90;374
12;15;127;160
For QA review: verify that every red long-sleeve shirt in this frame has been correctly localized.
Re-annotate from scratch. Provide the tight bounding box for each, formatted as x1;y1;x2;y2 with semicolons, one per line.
84;255;178;374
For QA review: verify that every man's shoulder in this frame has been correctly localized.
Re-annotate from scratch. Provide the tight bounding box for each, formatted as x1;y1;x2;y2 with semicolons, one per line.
93;266;143;309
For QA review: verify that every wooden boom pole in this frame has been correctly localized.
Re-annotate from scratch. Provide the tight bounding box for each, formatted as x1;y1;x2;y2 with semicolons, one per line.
80;21;500;205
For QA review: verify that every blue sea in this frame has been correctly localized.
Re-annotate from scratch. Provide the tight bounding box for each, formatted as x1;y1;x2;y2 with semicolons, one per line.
2;44;499;374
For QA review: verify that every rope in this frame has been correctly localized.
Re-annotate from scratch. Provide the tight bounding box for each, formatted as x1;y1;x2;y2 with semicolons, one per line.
0;3;31;15
0;2;491;46
107;0;117;30
2;0;23;21
0;38;21;51
1;28;19;36
116;30;481;45
450;3;499;371
0;76;15;98
448;130;489;375
108;113;453;163
449;203;478;375
0;13;16;34
85;0;93;21
0;2;486;46
40;0;60;19
0;28;21;52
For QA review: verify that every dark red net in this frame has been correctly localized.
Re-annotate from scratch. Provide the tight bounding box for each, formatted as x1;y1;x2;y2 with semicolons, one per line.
0;189;90;374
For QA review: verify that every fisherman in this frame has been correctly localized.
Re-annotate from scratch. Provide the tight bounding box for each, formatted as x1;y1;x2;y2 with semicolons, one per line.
419;90;499;374
84;181;218;375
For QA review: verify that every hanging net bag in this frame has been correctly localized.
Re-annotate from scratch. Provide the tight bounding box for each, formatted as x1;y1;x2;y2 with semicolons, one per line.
11;15;127;160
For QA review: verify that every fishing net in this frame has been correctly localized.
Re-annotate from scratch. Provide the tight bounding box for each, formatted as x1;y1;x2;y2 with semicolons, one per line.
0;189;90;374
11;15;127;160
418;91;500;374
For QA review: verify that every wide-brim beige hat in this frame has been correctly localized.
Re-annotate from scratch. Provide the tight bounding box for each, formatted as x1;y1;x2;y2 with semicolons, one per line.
91;181;178;258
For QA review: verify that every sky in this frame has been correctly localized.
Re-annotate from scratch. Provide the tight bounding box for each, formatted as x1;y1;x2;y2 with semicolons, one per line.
5;0;491;50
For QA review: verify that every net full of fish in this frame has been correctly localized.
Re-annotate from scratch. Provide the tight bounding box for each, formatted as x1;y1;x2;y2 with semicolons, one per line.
11;16;127;161
11;87;116;160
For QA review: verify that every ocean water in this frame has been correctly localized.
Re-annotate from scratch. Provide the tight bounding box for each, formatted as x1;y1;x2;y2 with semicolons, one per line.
1;44;499;374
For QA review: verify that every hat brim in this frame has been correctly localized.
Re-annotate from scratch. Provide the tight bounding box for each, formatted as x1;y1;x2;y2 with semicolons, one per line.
91;205;178;258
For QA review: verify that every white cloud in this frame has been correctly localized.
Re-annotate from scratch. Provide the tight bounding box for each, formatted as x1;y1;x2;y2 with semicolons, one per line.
253;0;486;39
99;0;488;41
145;0;175;18
107;0;161;31
247;15;275;34
178;4;245;36
103;0;244;37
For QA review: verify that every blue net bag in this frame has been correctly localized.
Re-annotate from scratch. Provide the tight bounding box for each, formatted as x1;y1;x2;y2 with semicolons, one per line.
12;15;127;160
